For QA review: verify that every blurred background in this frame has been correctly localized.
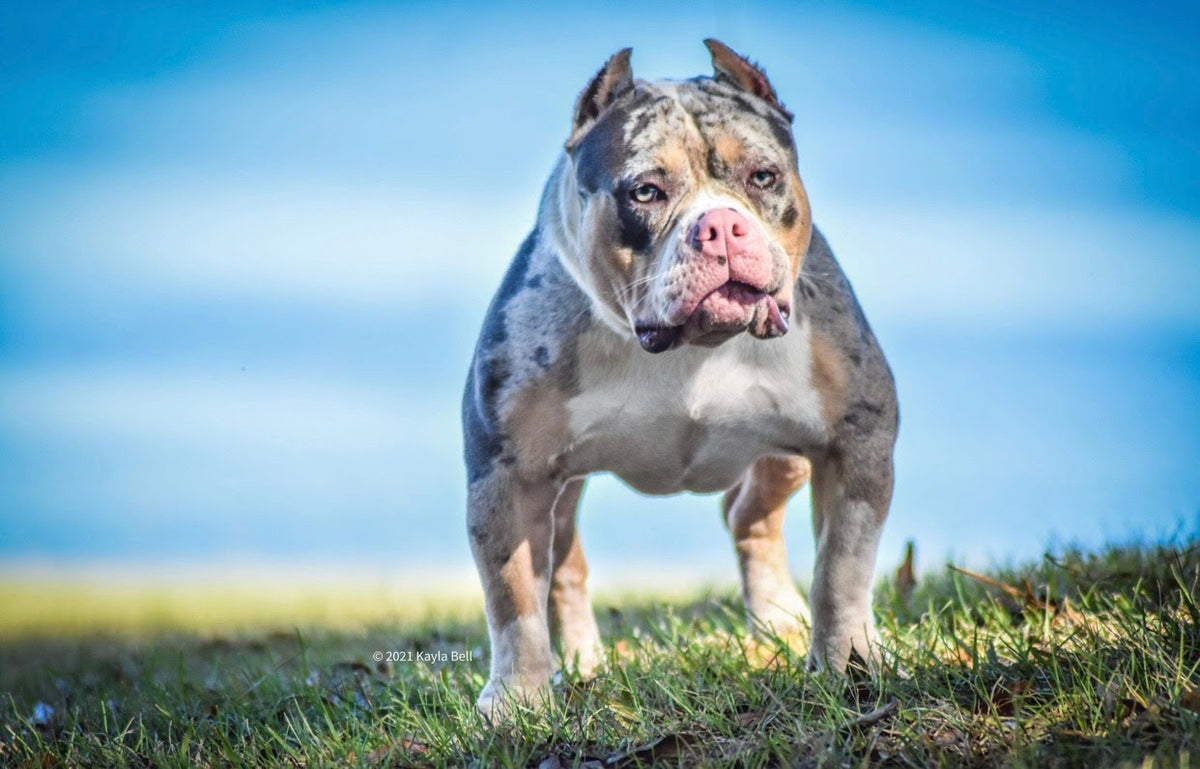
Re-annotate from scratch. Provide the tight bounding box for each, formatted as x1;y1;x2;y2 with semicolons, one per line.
1;0;1197;594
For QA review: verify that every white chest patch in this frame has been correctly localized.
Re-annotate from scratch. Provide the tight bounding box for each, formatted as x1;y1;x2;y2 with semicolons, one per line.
563;322;827;494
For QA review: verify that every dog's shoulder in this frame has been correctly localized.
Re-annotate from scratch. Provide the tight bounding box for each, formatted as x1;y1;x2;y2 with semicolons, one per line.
462;229;590;481
798;228;898;442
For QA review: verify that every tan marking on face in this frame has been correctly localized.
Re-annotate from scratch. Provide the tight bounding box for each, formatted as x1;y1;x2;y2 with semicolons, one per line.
504;383;571;481
576;194;633;316
714;132;745;169
576;192;641;322
810;329;848;426
780;170;813;274
655;141;695;181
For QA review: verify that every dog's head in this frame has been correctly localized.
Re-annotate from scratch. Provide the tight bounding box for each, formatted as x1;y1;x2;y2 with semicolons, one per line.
559;40;812;353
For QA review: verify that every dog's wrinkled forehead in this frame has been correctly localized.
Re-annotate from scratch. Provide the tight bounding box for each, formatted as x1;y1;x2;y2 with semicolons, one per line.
572;78;796;195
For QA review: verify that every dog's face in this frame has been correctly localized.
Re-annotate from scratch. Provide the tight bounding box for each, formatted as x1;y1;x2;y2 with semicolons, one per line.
563;40;812;353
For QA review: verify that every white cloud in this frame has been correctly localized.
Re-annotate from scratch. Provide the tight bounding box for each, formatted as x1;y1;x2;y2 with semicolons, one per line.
1;169;533;308
0;364;456;456
822;201;1200;331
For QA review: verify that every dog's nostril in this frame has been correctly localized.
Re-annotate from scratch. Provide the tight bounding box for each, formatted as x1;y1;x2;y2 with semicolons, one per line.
691;225;718;247
730;222;746;238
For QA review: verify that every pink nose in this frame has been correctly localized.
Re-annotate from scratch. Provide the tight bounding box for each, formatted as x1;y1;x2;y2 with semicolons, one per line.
689;208;755;264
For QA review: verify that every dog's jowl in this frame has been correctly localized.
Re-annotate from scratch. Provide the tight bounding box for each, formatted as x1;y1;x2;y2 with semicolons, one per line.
462;40;898;717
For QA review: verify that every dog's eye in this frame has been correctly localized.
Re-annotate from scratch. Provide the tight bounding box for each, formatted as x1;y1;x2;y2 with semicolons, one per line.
630;184;664;204
749;170;777;189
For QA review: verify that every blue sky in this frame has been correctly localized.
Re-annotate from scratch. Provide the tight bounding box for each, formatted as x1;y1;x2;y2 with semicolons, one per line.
1;1;1197;584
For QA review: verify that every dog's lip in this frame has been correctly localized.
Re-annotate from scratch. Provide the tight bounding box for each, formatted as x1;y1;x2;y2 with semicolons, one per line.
676;280;785;318
633;283;791;353
634;323;683;353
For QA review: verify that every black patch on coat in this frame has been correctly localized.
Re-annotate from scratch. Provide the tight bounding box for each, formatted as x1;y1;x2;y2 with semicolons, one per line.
707;147;734;180
616;197;654;253
462;366;500;484
462;231;538;483
764;114;795;152
781;203;798;228
570;89;654;194
534;346;550;369
476;232;536;353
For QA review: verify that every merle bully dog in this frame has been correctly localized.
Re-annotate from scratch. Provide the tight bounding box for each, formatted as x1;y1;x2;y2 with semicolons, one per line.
462;40;898;717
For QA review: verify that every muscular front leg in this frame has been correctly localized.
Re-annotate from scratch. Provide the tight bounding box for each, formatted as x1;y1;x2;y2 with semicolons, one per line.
722;455;812;638
807;447;892;671
467;469;560;717
548;478;604;675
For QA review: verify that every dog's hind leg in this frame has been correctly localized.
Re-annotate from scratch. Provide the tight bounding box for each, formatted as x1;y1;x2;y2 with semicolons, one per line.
722;455;813;641
548;477;604;676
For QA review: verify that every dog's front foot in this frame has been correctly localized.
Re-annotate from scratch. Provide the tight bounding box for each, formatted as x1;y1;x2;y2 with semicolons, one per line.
806;623;881;674
475;673;555;721
560;640;605;679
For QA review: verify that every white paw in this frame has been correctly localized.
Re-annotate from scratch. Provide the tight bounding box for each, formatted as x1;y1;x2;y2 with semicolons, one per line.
746;590;811;638
475;678;553;722
560;642;605;678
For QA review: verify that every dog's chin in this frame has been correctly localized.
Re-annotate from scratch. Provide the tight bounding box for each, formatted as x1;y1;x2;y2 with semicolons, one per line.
634;283;791;354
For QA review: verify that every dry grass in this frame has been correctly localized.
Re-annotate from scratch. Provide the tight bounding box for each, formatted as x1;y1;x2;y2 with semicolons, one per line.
1;539;1197;767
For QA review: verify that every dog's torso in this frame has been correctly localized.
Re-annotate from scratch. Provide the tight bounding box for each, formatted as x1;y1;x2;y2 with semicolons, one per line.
465;217;887;497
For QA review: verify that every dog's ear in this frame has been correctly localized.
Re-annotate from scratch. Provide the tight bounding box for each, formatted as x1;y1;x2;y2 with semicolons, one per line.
568;48;634;148
704;38;793;122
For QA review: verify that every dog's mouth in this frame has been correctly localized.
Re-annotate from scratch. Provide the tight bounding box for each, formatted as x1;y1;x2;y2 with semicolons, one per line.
634;281;790;354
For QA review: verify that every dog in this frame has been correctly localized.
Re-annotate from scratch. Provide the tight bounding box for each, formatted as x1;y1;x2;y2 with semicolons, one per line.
463;40;898;717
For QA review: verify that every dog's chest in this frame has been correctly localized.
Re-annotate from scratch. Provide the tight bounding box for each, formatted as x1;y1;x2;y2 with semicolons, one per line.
562;325;826;494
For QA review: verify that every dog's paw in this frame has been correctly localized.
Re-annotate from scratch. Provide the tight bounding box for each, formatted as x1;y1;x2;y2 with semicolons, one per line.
741;629;809;669
475;678;554;723
745;586;810;634
560;641;605;679
806;630;882;675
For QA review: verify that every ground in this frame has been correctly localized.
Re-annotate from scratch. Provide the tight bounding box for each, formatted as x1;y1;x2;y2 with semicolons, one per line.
1;539;1197;768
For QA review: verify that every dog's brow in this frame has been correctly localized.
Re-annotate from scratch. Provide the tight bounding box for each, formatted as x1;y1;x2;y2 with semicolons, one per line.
625;166;667;182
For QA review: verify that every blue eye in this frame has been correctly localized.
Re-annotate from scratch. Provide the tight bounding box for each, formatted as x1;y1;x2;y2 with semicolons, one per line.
630;184;664;203
749;170;777;189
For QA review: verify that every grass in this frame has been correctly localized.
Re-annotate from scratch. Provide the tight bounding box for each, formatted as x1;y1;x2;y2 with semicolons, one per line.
1;539;1197;768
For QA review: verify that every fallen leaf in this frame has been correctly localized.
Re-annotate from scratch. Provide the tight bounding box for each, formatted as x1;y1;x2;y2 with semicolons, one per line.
611;639;635;661
606;733;700;766
949;566;1051;611
846;699;899;729
366;735;430;765
1126;702;1163;735
1181;687;1200;713
988;679;1030;717
895;541;917;606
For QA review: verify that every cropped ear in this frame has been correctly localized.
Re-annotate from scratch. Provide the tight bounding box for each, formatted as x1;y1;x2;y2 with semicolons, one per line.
567;48;634;147
703;38;793;122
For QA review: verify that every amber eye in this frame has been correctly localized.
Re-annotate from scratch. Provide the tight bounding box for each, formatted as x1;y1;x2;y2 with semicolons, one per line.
749;170;777;189
630;184;664;204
